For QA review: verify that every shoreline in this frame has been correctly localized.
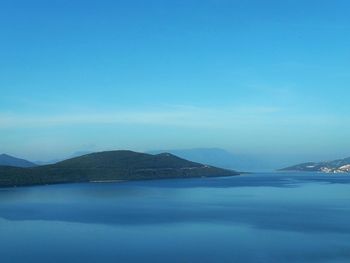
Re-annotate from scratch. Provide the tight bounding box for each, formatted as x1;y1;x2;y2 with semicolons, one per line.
89;180;125;183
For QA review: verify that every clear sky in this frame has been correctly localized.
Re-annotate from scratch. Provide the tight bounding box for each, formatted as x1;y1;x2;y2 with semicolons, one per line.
1;0;350;167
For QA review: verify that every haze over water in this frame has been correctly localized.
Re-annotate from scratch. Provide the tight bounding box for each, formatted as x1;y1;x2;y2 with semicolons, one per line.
1;173;349;263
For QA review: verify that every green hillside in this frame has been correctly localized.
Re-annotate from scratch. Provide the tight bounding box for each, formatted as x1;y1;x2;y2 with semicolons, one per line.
0;150;239;187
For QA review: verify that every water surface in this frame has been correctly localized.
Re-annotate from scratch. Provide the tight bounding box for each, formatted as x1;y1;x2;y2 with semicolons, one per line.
0;173;349;263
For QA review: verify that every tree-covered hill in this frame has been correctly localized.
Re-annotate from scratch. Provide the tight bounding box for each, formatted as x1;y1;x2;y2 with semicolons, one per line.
0;150;239;187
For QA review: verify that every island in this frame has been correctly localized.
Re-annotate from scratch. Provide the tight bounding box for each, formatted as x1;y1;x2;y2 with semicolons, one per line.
0;150;240;187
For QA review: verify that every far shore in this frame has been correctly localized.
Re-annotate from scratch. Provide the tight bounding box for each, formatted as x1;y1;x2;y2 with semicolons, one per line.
89;180;126;183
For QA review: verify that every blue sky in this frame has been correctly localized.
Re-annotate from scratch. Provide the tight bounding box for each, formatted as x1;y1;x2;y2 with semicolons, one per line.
1;0;350;166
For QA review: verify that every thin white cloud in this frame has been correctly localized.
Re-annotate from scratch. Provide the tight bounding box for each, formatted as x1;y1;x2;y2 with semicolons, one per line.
2;105;341;130
0;105;283;129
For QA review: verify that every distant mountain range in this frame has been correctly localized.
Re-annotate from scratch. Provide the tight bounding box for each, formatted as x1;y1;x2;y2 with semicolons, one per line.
0;150;239;187
2;148;253;171
4;148;275;171
148;148;262;171
0;154;37;168
280;157;350;173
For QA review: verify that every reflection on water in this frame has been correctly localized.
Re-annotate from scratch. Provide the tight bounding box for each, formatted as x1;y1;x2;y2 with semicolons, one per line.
0;173;349;263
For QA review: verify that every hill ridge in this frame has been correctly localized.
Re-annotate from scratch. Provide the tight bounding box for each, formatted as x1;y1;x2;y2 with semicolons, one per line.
0;154;37;168
0;150;239;187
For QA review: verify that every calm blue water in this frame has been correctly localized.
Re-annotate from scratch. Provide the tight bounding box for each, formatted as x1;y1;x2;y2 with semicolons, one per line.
0;173;350;263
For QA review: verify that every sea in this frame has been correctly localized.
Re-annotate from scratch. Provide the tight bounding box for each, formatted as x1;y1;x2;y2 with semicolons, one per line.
0;172;349;263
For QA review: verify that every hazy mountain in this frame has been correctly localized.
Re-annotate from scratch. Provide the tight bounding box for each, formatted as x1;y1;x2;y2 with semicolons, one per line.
0;154;37;168
280;157;350;173
148;148;262;171
0;150;239;187
35;159;61;165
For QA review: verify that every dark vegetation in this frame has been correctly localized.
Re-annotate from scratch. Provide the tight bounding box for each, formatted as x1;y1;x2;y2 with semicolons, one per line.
0;150;239;187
